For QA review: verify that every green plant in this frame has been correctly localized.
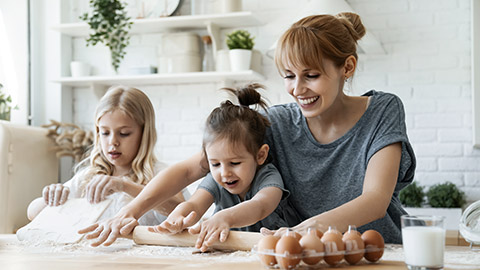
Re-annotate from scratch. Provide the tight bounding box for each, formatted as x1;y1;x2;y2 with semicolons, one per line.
0;83;16;121
80;0;132;72
226;30;255;50
399;181;425;207
427;182;466;208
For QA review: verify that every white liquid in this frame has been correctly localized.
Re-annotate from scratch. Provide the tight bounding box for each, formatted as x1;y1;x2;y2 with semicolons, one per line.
402;226;445;268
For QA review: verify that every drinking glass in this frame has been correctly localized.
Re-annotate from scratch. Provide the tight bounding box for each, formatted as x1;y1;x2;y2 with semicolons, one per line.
401;215;445;270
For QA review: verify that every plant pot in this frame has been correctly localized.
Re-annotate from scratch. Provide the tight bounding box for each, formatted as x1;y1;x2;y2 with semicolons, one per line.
70;61;91;77
0;111;10;121
404;207;462;230
229;49;252;72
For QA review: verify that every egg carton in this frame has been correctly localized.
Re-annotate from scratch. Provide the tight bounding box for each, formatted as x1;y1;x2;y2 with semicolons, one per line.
252;245;384;269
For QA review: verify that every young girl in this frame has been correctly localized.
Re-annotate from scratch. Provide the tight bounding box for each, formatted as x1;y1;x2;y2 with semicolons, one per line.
81;12;415;246
27;86;186;225
149;84;296;252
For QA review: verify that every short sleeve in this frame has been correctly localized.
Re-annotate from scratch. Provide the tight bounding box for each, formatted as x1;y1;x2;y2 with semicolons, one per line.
365;94;416;190
250;164;289;200
197;173;221;204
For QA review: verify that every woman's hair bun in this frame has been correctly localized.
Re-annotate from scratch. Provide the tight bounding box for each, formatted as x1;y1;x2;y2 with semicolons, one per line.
336;12;366;41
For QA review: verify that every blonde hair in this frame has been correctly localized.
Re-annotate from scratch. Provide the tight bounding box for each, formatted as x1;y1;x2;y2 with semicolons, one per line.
75;85;157;190
275;12;366;76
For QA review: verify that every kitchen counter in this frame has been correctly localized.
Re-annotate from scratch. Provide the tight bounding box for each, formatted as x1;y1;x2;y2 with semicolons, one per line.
0;234;479;270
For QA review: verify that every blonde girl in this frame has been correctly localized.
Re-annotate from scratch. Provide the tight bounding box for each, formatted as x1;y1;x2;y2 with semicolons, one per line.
27;86;185;226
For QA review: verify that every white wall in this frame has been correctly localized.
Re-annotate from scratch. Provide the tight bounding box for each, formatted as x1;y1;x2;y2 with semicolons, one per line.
0;0;29;124
39;0;480;202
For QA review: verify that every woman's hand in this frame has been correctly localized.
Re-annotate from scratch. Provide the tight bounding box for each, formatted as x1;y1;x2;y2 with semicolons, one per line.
86;175;124;204
188;216;231;252
42;184;69;206
148;211;197;234
260;219;328;237
78;214;139;247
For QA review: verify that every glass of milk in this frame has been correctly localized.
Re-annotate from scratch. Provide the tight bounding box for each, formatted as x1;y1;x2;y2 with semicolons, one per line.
401;215;445;270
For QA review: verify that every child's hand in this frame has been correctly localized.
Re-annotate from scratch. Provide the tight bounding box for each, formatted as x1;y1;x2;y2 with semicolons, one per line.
86;175;124;203
188;216;230;252
42;184;69;206
148;211;197;234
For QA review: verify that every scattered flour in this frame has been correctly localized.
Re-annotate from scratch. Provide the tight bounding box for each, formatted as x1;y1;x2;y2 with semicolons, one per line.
15;237;257;263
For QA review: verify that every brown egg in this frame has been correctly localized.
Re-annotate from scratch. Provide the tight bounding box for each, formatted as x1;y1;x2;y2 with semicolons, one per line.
342;226;365;265
361;230;384;262
257;235;280;266
275;232;303;269
320;227;345;266
305;227;324;239
299;232;324;265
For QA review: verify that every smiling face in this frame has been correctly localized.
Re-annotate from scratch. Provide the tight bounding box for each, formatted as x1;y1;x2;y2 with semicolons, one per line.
205;138;268;199
98;109;143;176
283;58;346;119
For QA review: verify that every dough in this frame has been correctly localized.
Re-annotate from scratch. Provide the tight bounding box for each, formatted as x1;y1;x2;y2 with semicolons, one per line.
16;198;112;244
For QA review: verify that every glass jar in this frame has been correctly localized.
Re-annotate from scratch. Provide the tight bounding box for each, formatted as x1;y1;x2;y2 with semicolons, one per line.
459;200;480;248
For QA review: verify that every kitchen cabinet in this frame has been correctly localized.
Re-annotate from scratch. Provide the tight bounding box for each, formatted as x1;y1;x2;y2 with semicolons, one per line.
52;11;265;92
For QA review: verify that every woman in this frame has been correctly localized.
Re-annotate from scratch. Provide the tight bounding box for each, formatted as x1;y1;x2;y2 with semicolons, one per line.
80;12;415;245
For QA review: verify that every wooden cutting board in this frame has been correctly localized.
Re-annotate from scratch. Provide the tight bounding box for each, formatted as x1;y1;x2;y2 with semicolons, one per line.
16;198;111;244
133;226;263;251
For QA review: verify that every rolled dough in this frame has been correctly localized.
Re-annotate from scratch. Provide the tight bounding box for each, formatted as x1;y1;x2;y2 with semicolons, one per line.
16;198;112;244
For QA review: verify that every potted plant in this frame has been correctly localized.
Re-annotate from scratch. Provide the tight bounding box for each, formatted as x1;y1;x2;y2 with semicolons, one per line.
80;0;132;73
225;29;255;71
399;181;425;207
0;83;16;121
401;181;466;231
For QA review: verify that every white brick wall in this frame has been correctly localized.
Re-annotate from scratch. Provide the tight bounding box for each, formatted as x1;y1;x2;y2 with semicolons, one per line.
68;0;480;202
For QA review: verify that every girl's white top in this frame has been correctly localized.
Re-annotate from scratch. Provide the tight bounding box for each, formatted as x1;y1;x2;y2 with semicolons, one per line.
63;161;189;225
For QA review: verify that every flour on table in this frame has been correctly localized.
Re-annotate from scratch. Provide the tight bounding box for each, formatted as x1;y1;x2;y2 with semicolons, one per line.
16;198;112;244
17;237;257;263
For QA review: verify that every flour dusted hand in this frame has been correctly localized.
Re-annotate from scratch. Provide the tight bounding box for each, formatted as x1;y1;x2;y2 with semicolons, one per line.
86;175;124;204
188;215;230;252
43;184;69;206
149;211;197;234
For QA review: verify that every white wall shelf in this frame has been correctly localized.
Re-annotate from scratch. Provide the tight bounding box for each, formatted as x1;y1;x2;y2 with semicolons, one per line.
52;11;261;37
53;70;265;87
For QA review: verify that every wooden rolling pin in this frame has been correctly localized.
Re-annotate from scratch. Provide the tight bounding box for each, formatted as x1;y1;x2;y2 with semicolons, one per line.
133;226;262;251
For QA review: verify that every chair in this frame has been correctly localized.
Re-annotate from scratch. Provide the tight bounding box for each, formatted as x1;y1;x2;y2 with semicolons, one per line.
0;120;58;233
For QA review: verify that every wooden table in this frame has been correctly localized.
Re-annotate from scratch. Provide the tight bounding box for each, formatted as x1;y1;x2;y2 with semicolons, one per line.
1;234;478;270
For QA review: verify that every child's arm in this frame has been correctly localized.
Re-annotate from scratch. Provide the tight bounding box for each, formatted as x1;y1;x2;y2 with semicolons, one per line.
189;186;283;252
86;175;184;215
148;189;214;234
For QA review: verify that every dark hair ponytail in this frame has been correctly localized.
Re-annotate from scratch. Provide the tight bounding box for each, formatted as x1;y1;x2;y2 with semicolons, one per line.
202;83;270;159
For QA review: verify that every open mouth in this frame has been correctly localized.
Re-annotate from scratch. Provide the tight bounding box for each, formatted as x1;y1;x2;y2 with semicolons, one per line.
298;96;319;105
224;180;239;187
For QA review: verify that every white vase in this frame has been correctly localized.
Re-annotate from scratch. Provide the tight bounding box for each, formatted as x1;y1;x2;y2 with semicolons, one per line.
220;0;242;13
229;49;252;72
70;61;91;77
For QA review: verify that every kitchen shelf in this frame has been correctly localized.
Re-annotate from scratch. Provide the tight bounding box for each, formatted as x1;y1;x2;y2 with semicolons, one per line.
52;11;261;37
53;70;265;87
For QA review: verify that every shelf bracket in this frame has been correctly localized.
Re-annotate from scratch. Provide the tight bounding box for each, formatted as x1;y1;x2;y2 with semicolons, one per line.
206;21;220;61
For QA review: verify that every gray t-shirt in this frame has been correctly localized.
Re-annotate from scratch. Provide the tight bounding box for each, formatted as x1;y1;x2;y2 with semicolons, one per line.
264;90;416;244
198;163;300;232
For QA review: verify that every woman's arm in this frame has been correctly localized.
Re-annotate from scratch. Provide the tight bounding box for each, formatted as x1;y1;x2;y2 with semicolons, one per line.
190;186;283;251
79;151;209;246
292;142;402;233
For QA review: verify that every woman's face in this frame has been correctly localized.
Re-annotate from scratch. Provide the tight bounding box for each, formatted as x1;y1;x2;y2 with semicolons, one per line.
98;109;143;176
283;58;345;118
